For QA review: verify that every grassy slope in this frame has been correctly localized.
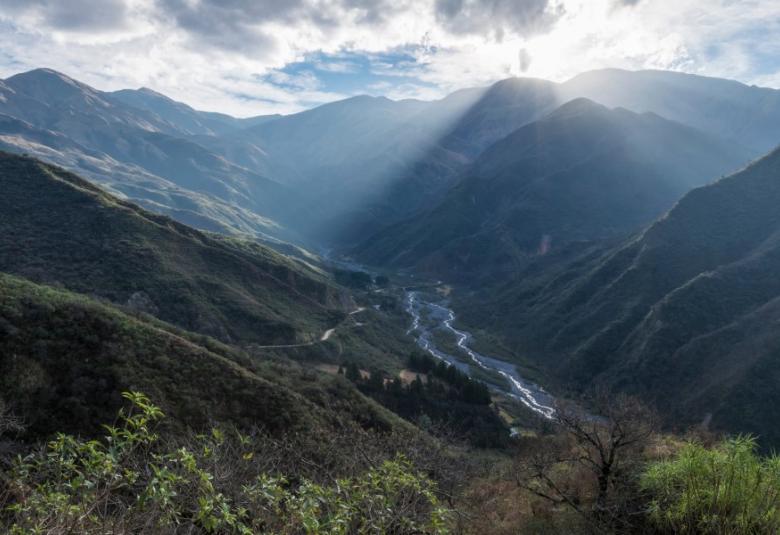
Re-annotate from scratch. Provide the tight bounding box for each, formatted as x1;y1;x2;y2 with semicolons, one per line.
0;151;343;345
0;273;402;440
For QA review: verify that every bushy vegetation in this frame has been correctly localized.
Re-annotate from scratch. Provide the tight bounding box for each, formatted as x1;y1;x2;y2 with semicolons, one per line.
407;353;492;405
0;272;406;440
4;373;780;533
0;392;451;534
333;269;373;290
341;353;507;448
642;436;780;534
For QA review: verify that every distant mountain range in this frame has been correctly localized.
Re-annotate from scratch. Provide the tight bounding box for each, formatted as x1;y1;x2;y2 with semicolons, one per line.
0;69;299;243
3;67;780;251
356;98;751;280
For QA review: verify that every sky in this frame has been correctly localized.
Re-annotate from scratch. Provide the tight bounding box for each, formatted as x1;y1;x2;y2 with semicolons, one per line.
1;0;779;116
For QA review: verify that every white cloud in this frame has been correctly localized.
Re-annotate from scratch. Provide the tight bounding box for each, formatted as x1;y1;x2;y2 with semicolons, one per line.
0;0;778;116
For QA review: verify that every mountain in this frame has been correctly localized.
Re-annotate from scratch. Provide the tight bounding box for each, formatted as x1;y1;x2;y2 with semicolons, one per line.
305;70;780;245
0;69;301;242
0;151;343;345
0;271;401;440
459;146;780;444
356;98;751;280
1;68;171;135
437;77;559;158
237;95;458;241
4;67;779;250
109;87;279;136
241;95;429;182
562;69;780;154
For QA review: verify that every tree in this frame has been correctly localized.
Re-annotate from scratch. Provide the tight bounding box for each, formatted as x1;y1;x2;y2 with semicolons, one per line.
410;376;425;397
388;377;404;397
366;369;385;392
344;362;361;383
516;390;657;532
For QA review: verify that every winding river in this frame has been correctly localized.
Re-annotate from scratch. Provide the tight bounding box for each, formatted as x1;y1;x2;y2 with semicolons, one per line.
405;291;556;420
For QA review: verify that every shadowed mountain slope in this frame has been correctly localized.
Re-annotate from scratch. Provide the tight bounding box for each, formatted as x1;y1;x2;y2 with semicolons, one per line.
4;68;778;248
562;68;780;154
356;98;750;281
460;146;780;445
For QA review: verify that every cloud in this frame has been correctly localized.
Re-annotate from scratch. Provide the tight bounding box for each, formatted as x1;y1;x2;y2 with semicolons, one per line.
0;0;778;117
313;60;360;73
264;69;322;91
152;0;305;57
0;0;130;31
434;0;564;40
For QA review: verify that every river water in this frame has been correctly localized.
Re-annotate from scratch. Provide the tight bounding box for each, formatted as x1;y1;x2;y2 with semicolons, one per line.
405;291;556;420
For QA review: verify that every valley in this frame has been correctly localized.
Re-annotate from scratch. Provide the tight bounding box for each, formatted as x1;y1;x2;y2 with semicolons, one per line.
405;290;556;419
4;56;780;533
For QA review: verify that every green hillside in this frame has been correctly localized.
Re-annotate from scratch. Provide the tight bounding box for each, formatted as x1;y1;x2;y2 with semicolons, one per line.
0;151;343;345
460;146;780;445
0;273;400;440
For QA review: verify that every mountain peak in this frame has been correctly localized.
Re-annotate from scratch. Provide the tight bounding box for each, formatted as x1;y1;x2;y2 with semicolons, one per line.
491;76;557;90
547;97;608;118
7;68;86;87
482;76;558;103
4;67;100;103
137;87;171;99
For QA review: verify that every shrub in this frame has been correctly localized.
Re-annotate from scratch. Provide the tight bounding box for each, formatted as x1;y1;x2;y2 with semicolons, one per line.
1;392;451;534
641;435;780;534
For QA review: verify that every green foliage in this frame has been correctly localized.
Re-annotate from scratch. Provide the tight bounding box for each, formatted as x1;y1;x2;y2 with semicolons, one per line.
1;392;451;534
244;456;450;534
344;362;362;383
0;151;340;346
407;353;492;405
642;436;780;534
333;269;373;290
0;272;407;441
343;355;508;448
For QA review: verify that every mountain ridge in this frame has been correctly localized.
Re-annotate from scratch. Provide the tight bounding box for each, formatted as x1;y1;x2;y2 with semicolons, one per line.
355;97;751;280
457;145;780;443
0;151;343;345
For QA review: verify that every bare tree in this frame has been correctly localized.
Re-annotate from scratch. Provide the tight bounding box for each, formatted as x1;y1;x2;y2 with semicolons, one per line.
516;389;658;532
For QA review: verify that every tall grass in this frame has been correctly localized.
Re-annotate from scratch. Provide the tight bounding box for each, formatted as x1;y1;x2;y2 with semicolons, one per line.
642;435;780;534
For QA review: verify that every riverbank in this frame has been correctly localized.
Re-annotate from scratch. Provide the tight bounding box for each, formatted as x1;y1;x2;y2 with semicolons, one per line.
404;290;556;420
